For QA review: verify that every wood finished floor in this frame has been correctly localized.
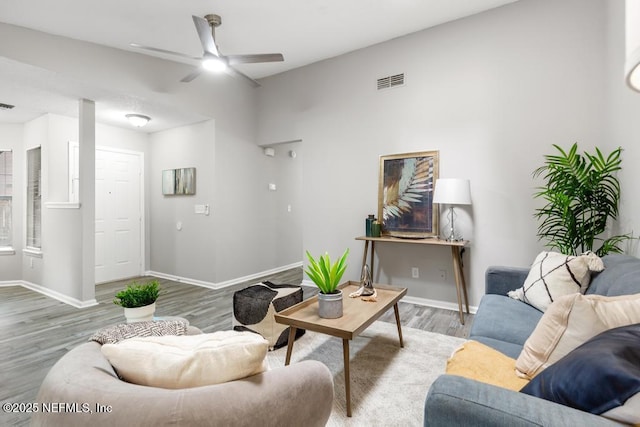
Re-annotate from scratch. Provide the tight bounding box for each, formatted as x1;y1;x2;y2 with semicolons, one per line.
0;267;473;426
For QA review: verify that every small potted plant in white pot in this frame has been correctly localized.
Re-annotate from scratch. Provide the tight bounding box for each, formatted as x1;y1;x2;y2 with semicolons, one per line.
113;280;161;323
305;248;349;318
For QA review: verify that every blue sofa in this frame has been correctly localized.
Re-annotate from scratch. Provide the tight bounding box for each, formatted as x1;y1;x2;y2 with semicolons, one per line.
424;254;640;426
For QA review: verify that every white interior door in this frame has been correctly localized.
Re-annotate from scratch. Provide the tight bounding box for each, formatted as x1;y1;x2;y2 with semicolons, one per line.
95;148;143;284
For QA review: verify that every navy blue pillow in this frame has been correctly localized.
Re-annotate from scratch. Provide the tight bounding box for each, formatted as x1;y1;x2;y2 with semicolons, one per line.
520;323;640;414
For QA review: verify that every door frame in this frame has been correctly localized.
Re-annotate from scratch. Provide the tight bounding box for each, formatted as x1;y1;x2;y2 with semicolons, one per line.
69;142;145;283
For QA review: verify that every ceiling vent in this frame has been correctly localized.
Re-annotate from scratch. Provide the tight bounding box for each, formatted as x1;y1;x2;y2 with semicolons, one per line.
377;73;405;90
0;103;15;110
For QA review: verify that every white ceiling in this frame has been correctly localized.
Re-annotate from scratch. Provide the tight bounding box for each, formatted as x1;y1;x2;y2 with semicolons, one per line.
0;0;519;132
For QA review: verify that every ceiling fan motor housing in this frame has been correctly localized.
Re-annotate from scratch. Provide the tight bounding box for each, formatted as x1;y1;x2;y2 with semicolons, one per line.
205;14;222;28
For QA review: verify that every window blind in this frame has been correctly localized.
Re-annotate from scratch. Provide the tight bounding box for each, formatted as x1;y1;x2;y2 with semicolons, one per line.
27;147;41;249
0;150;12;247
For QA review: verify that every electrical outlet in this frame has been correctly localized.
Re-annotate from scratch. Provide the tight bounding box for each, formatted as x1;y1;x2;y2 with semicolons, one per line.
439;269;447;280
411;267;419;278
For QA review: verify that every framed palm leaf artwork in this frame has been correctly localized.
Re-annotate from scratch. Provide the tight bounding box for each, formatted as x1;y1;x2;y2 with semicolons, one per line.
378;151;439;238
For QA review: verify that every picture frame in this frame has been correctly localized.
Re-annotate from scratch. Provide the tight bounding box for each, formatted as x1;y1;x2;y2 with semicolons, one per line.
378;151;439;238
162;167;196;195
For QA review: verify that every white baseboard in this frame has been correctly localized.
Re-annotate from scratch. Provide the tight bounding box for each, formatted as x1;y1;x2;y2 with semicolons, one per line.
147;262;304;290
3;263;475;315
0;281;22;287
1;280;99;308
301;279;477;315
402;295;478;314
146;271;218;289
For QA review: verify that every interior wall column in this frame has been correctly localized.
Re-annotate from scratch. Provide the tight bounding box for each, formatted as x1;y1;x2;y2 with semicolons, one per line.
79;99;96;301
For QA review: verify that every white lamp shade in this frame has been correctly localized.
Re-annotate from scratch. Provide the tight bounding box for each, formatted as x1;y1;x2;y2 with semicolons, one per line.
433;178;471;205
626;0;640;92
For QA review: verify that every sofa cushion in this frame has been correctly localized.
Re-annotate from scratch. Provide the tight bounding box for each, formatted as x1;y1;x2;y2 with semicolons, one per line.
101;330;269;389
469;294;543;358
90;319;189;344
508;251;604;312
587;254;640;296
520;324;640;425
515;293;640;379
446;340;529;391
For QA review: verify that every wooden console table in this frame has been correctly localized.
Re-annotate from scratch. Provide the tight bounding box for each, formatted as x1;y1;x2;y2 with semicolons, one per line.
355;236;470;324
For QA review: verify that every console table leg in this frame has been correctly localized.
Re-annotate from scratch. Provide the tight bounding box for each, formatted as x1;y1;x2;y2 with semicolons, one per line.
360;240;377;282
370;241;375;279
451;247;466;325
460;256;470;314
361;241;369;273
284;327;297;366
343;338;352;417
393;303;404;348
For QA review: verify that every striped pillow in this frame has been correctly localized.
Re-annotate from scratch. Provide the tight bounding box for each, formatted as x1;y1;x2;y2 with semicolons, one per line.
90;319;188;344
508;251;604;312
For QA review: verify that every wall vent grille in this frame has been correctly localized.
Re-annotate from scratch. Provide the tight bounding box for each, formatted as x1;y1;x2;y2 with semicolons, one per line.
377;73;405;90
0;103;15;110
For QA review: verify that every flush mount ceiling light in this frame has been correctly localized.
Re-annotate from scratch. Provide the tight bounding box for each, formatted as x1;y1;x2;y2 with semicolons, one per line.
126;113;151;128
626;0;640;92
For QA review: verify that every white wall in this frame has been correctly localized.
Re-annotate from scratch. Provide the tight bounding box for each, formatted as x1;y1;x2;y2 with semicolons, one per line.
274;141;303;267
604;0;640;253
0;113;150;303
40;114;80;299
35;114;150;302
257;0;608;307
148;119;299;285
5;0;640;311
149;120;216;282
263;141;303;268
212;120;286;282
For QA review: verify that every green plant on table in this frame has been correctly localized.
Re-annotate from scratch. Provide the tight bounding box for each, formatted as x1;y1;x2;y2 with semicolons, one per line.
113;280;161;308
305;248;349;294
533;143;631;256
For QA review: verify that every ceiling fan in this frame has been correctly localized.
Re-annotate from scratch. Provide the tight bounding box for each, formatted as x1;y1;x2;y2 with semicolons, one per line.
131;14;284;87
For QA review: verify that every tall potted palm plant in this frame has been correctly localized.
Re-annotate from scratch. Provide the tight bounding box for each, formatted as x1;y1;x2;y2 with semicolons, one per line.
533;143;630;256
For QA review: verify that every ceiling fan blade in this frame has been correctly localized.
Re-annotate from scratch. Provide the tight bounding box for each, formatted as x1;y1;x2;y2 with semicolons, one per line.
226;53;284;65
130;43;200;61
192;15;219;56
225;66;260;87
180;68;202;83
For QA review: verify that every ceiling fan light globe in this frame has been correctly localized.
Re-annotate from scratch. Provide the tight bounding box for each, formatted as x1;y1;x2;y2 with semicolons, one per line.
202;56;227;72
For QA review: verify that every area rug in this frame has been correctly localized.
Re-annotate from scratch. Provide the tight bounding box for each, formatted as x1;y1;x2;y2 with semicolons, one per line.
266;321;466;427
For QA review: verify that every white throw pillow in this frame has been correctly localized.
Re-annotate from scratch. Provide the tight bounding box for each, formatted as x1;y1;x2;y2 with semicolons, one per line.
508;251;604;312
101;330;269;388
515;292;640;379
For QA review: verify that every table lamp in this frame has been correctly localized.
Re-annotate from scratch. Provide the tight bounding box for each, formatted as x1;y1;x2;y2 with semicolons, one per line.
433;178;471;241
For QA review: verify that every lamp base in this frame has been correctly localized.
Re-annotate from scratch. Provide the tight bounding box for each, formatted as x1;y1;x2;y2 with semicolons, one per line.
441;206;464;242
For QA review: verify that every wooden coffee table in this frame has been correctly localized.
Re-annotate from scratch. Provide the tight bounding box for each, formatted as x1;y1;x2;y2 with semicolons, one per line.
274;281;407;417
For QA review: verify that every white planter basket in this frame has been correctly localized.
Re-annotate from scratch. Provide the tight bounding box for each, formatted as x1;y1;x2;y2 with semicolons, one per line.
124;302;156;323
